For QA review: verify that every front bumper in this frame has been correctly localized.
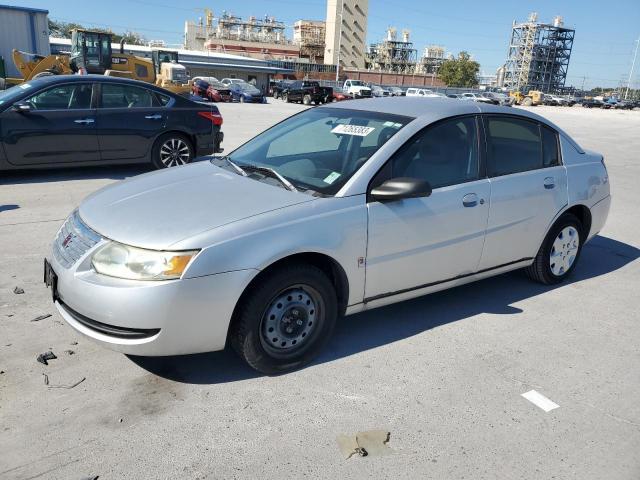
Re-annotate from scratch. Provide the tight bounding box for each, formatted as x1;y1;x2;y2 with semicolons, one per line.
47;243;257;356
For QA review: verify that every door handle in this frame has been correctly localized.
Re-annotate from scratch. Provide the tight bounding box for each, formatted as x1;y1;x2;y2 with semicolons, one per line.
462;193;479;207
544;177;555;189
74;118;94;124
145;114;162;120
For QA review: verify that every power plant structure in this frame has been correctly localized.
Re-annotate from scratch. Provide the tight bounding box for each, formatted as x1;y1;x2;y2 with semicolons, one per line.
293;20;326;64
503;12;575;93
418;45;447;74
365;28;418;74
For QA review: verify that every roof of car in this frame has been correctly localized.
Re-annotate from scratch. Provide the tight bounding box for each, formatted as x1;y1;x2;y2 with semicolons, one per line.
322;96;562;128
20;74;170;92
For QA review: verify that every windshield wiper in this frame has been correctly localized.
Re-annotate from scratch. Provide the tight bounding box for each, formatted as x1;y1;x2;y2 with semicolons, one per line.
243;165;298;192
213;155;247;176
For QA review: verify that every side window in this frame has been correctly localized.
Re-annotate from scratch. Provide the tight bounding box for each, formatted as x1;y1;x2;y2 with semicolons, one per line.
101;84;155;108
485;116;542;176
155;92;171;106
387;116;479;189
541;125;560;167
26;84;93;110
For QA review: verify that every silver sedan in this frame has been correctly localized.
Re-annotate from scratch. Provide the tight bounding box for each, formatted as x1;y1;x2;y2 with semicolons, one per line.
45;98;611;373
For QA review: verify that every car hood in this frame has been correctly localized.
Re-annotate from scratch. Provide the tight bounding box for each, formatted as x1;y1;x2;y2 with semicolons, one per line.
79;161;315;250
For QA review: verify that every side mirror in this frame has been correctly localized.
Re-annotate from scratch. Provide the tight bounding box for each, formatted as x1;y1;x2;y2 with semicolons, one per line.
13;102;32;113
370;177;432;202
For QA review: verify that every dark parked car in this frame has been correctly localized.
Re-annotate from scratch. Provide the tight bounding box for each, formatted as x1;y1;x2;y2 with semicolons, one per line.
581;98;604;108
271;80;294;99
229;82;266;103
282;81;332;105
0;75;223;171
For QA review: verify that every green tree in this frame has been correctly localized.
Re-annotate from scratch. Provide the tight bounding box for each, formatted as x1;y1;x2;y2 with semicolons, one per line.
438;51;479;88
48;20;147;46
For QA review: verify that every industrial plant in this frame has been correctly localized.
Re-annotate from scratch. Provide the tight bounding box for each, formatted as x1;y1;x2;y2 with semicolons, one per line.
502;12;575;93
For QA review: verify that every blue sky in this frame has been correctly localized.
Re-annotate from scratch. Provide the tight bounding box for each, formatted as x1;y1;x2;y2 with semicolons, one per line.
8;0;640;89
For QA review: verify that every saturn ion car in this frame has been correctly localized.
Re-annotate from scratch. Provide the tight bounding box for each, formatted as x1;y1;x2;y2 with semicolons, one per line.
45;97;610;374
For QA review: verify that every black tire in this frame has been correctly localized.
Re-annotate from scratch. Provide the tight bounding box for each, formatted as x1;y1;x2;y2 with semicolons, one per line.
151;132;194;169
283;93;289;103
273;91;279;100
525;213;584;285
239;95;245;104
303;94;312;105
230;264;338;374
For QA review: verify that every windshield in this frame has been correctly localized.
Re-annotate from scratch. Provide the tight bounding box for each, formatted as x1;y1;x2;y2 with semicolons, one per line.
0;83;32;106
237;84;260;94
220;108;412;195
349;80;365;86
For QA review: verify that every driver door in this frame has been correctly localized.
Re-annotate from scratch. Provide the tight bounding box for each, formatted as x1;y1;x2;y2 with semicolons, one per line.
365;116;490;300
2;82;100;166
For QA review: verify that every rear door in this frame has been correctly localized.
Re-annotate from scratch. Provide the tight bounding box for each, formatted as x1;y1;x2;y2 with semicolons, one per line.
1;82;99;166
96;82;168;161
478;115;568;269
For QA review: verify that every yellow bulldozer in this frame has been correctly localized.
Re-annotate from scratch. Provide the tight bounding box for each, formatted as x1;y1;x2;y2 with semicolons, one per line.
9;29;191;95
509;90;543;106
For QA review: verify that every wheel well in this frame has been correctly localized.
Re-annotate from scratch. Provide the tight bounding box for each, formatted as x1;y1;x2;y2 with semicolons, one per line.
235;253;350;318
564;204;592;238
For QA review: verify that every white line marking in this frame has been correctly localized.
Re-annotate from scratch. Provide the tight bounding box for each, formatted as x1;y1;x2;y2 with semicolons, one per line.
521;390;560;412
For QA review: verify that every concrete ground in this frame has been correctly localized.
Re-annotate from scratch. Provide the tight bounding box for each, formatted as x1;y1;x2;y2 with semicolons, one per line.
0;101;638;480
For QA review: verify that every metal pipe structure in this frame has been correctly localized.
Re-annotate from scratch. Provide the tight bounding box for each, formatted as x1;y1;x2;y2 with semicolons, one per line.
624;37;639;100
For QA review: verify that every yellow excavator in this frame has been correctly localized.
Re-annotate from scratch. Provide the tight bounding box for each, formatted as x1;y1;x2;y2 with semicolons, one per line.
509;90;543;106
9;29;191;95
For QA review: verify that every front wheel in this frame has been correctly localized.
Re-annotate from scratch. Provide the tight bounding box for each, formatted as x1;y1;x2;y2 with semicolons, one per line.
525;213;583;285
239;95;245;104
283;93;289;103
151;133;193;169
302;94;312;105
230;264;338;374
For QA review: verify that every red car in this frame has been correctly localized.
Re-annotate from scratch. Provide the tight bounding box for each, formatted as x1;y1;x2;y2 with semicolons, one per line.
192;79;232;103
332;86;352;102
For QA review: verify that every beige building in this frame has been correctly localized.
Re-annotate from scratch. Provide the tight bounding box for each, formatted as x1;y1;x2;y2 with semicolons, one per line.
324;0;368;69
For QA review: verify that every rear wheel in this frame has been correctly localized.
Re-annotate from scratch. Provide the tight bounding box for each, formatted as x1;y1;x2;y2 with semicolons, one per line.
521;97;533;106
283;93;289;103
230;264;338;374
303;94;312;105
151;133;193;169
525;213;583;285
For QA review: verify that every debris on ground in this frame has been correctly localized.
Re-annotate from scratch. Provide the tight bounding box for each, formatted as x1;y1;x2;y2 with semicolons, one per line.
70;341;78;345
43;373;49;385
80;476;99;480
336;430;392;459
119;418;124;423
36;351;57;365
64;350;75;355
47;377;86;390
1;370;5;375
13;287;24;294
31;314;52;322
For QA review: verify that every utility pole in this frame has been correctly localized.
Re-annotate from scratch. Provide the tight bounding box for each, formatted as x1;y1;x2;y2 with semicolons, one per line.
335;0;345;83
624;37;639;100
581;75;587;93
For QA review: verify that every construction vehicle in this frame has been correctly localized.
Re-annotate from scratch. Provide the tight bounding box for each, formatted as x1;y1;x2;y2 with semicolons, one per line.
509;90;543;106
9;29;191;95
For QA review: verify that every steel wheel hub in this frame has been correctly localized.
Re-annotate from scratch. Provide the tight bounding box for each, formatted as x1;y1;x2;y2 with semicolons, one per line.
160;139;190;167
261;287;318;351
550;226;580;276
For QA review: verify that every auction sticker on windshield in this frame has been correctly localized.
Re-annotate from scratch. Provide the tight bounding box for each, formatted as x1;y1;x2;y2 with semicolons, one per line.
331;124;375;137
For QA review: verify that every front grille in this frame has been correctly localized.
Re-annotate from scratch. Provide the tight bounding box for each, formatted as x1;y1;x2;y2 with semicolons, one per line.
53;211;102;268
360;90;372;97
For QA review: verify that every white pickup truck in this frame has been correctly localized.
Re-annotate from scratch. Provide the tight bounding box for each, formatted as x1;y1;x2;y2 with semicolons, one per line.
343;79;372;98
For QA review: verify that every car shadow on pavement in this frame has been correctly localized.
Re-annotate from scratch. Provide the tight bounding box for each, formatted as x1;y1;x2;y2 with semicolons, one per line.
0;165;151;185
130;235;639;384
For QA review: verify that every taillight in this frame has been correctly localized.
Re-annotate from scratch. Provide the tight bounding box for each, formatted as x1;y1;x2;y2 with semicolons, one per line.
198;111;223;126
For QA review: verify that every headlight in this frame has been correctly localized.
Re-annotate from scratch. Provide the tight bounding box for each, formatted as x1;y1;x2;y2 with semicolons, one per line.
91;242;198;281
